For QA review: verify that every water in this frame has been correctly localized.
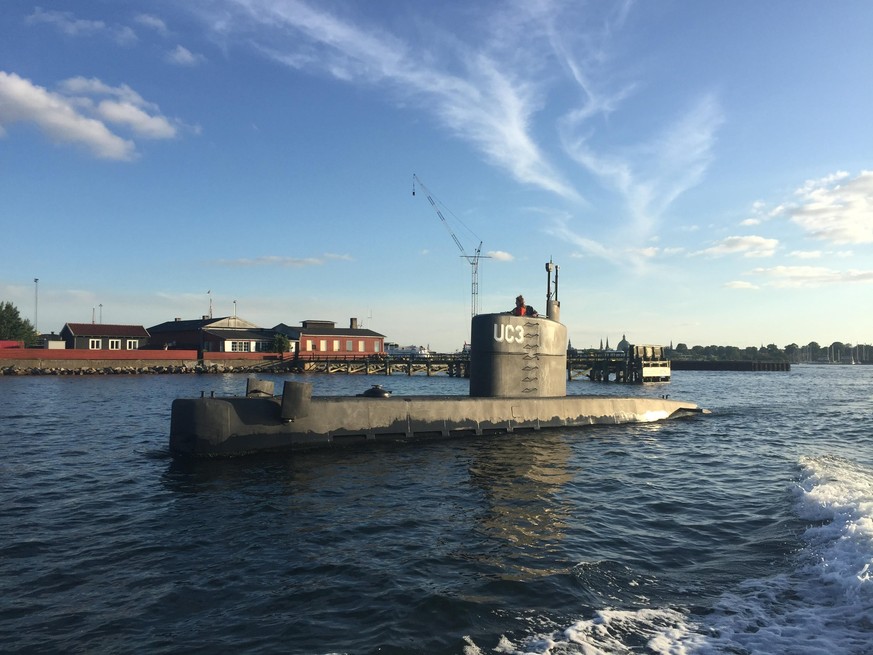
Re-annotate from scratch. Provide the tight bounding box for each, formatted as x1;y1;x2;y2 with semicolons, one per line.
1;366;871;654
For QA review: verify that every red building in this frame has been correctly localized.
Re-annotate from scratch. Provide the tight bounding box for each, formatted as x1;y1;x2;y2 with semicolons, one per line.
274;318;384;359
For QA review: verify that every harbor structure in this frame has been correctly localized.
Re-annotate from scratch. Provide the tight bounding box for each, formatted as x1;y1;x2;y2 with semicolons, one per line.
169;262;707;456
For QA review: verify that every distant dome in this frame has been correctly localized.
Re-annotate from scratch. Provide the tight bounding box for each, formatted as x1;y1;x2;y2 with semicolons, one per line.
617;334;630;352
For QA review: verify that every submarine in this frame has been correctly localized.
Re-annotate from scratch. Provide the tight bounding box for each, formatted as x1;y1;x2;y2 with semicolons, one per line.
169;262;707;457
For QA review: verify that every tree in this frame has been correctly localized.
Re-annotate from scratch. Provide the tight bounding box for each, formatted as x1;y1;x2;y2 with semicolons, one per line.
271;333;291;353
724;346;742;360
764;343;783;360
0;301;39;345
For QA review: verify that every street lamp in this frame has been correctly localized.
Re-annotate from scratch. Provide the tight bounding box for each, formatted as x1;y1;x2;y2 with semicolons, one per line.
34;278;39;334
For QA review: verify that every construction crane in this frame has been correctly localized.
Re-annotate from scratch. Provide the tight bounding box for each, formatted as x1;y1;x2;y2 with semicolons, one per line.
413;174;485;317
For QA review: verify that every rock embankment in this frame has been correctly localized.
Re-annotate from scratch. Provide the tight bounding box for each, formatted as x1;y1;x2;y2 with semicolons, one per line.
0;364;275;376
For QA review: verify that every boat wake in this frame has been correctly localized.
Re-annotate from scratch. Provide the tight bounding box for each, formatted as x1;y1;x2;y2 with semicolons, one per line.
466;454;873;654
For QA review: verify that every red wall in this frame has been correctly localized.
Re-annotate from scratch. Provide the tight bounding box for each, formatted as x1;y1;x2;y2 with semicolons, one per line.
0;341;24;349
0;349;199;361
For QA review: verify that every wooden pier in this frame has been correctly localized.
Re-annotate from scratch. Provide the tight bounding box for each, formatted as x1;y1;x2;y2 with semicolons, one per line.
568;345;671;383
263;354;471;377
256;347;670;383
671;360;790;371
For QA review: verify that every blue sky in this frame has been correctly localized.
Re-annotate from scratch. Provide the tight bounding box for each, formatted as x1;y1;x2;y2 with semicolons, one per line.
1;1;871;352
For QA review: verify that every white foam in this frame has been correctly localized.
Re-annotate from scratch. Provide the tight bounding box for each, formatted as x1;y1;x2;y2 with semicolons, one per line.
472;454;873;654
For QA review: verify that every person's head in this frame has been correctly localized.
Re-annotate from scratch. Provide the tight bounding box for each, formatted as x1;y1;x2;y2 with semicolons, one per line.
515;295;524;307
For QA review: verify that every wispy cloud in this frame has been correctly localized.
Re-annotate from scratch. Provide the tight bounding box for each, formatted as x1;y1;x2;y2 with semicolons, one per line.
725;280;759;290
698;235;778;258
0;72;184;159
560;92;724;236
135;14;169;36
547;214;621;264
214;254;352;267
750;265;873;288
192;0;724;252
27;7;136;45
202;0;583;200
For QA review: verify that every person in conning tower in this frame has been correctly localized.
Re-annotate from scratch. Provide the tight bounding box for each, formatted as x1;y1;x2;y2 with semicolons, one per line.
510;294;538;317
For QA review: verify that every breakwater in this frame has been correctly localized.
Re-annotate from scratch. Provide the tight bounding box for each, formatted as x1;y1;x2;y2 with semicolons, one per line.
0;349;284;376
0;363;264;376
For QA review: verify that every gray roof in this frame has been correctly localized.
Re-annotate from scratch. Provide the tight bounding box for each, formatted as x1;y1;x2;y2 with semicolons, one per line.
62;323;150;338
202;328;276;341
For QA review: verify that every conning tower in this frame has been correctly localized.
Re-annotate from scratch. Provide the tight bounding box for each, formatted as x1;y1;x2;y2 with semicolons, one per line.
470;261;567;398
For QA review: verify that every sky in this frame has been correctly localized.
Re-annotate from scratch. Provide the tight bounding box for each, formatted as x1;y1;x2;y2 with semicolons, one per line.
1;0;871;352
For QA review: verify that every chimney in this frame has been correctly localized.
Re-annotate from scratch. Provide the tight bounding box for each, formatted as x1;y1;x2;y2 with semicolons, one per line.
350;318;358;330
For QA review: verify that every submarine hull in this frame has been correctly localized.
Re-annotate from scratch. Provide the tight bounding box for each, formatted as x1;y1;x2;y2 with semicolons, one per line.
170;394;705;457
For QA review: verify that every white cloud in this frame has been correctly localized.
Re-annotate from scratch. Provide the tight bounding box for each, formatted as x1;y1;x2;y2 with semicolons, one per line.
191;1;726;256
741;200;787;227
202;0;588;200
215;254;351;267
750;265;873;288
699;235;778;258
0;72;183;159
559;84;724;235
789;170;873;244
0;71;135;160
627;246;659;259
59;77;147;106
96;100;177;138
27;7;107;36
486;250;514;261
27;7;136;45
788;250;822;259
166;45;206;67
547;215;620;264
725;280;759;290
136;14;169;36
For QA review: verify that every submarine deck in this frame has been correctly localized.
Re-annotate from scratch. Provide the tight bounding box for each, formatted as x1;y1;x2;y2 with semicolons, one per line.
170;393;706;457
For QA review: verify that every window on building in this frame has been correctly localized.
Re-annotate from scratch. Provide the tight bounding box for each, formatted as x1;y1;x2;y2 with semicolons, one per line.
126;340;139;350
89;338;101;350
108;339;121;350
231;341;251;352
306;339;314;351
332;339;340;352
358;340;365;352
319;339;327;352
346;340;353;351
